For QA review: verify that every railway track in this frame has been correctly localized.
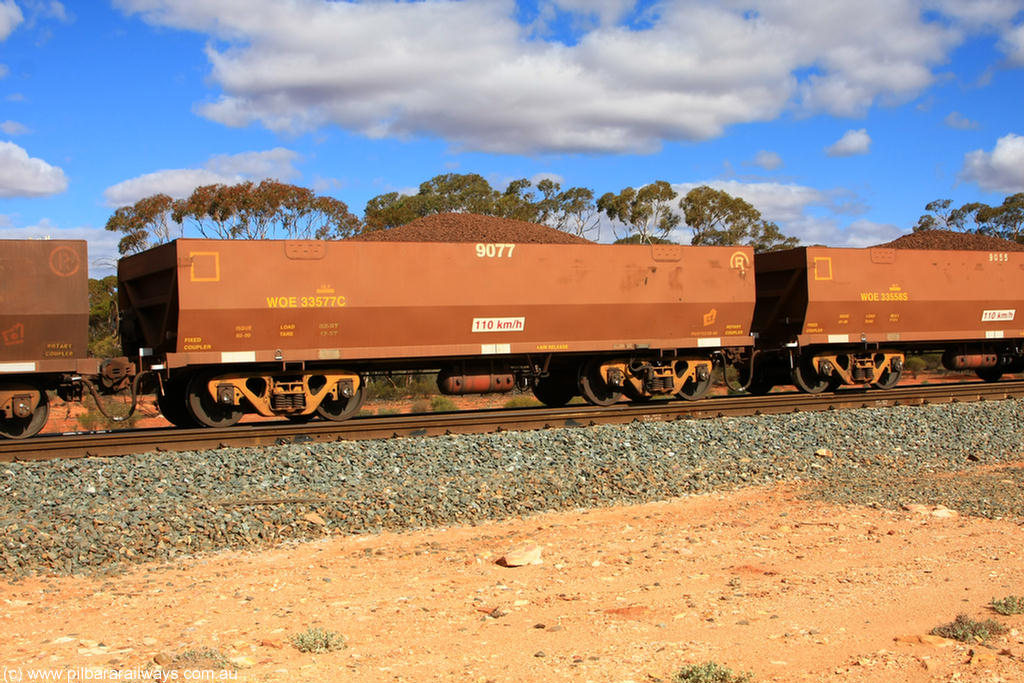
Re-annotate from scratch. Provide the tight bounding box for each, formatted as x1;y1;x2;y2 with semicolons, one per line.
3;379;1023;462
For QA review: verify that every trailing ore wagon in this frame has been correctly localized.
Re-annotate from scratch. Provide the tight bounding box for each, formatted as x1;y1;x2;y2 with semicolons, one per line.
118;239;757;427
0;240;96;438
743;245;1024;393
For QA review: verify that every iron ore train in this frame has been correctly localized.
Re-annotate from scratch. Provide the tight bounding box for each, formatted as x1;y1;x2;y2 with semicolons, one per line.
1;234;1022;438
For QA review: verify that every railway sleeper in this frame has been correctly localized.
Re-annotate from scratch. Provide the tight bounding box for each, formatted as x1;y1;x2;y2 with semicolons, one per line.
198;370;362;418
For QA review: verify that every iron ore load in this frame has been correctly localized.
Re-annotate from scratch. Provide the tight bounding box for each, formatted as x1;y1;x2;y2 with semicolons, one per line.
1;221;1022;439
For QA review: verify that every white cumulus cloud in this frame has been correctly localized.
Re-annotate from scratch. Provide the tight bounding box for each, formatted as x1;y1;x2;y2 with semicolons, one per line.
103;147;301;206
0;0;23;40
960;133;1024;193
1;119;30;135
751;150;783;170
112;0;988;154
0;141;68;197
825;129;872;157
668;180;900;247
1002;22;1024;64
944;111;979;130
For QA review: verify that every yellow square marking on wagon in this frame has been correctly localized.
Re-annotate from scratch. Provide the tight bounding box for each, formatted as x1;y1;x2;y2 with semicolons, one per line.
189;251;221;282
813;257;833;281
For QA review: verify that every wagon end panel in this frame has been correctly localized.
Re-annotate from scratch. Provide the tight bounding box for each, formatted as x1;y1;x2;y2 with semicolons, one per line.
0;240;89;371
751;247;810;346
117;242;181;356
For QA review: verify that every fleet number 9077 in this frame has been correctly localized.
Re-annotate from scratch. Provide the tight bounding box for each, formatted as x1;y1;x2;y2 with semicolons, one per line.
476;243;516;258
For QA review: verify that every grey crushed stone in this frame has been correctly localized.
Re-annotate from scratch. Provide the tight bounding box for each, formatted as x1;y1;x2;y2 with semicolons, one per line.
1;399;1022;577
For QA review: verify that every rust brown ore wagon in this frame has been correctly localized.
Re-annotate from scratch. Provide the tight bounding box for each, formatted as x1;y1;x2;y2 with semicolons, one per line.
118;239;756;427
0;240;95;438
746;246;1024;393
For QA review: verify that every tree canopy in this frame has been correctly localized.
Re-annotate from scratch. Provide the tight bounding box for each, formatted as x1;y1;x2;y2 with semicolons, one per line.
914;193;1024;243
680;185;799;253
105;174;804;253
105;180;362;254
362;173;602;239
597;181;680;244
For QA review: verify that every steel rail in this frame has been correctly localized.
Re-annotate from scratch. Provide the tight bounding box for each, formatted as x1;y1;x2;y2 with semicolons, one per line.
3;379;1023;462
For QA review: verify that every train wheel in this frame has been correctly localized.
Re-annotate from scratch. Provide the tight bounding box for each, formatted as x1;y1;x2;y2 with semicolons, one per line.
0;390;49;439
676;374;712;401
791;357;829;394
976;367;1004;383
578;359;622;406
532;375;576;407
871;367;903;389
186;374;243;428
316;384;365;421
157;379;197;427
737;366;774;395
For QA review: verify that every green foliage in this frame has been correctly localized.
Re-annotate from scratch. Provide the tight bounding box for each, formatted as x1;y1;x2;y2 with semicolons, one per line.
672;661;753;683
88;276;121;357
613;234;676;245
362;173;600;238
930;614;1008;642
680;186;798;253
504;394;541;408
289;627;346;653
430;395;458;412
991;595;1024;616
77;395;141;432
364;374;438;401
106;181;362;254
902;355;928;374
914;194;1024;243
104;193;178;254
597;180;680;244
976;193;1024;243
172;647;230;668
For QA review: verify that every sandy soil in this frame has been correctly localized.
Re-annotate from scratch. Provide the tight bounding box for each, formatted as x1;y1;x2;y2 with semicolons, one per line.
1;483;1022;683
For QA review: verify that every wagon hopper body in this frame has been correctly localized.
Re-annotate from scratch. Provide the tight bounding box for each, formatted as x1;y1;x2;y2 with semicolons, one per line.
0;240;95;437
119;239;756;426
750;246;1024;392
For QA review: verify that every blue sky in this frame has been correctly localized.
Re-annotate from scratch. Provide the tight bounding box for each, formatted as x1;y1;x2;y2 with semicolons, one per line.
2;0;1023;275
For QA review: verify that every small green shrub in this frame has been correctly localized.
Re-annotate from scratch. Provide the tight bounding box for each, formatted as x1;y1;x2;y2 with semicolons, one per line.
504;395;541;408
931;614;1008;642
672;661;753;683
903;355;928;374
410;399;431;413
430;395;458;412
991;595;1024;616
173;648;230;668
290;627;346;653
77;394;142;431
365;373;438;400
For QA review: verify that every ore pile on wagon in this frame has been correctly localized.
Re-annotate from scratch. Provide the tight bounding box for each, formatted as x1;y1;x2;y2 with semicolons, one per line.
877;229;1024;251
352;213;592;244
